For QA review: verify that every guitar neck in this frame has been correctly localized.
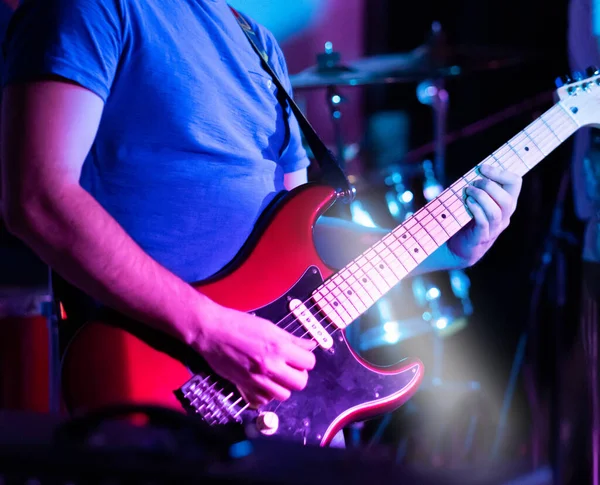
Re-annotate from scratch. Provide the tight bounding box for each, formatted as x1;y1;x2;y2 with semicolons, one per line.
312;102;580;330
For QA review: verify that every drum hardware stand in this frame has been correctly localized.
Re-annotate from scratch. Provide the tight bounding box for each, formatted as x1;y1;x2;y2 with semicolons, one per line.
417;21;450;186
41;266;61;414
326;85;347;169
317;42;348;169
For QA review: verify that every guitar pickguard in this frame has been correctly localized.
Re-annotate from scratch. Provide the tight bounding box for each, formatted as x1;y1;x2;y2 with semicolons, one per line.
176;266;422;446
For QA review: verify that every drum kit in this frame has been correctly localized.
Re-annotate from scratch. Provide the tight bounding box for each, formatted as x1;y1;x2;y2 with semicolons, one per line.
289;24;537;379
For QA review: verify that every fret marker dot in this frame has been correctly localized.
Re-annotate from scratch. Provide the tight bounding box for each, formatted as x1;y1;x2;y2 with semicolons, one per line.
362;278;368;283
525;146;530;151
333;301;339;307
442;214;447;219
402;234;407;239
414;248;419;253
379;264;385;269
347;290;353;295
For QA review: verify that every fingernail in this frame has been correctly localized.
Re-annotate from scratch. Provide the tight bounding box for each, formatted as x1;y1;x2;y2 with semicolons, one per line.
467;196;476;204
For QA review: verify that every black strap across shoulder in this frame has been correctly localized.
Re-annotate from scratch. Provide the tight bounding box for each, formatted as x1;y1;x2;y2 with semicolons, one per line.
230;7;354;199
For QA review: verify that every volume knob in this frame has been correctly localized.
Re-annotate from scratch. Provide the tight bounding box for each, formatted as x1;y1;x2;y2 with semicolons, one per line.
256;412;279;436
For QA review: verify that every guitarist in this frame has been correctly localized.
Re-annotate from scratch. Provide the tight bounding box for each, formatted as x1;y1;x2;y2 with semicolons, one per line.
0;0;521;413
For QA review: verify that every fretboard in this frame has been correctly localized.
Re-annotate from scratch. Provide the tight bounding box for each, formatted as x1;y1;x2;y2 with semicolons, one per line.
312;102;580;330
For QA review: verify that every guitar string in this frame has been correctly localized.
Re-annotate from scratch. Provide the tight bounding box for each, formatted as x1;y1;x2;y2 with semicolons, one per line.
276;106;573;342
206;103;576;417
272;105;575;343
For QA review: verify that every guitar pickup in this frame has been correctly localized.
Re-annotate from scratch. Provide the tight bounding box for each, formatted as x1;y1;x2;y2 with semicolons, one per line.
289;299;333;350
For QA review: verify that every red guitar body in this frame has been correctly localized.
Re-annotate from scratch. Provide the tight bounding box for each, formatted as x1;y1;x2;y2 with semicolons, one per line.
61;184;424;446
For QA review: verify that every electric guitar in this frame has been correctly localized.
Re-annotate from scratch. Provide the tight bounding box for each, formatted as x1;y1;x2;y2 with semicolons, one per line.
61;71;600;447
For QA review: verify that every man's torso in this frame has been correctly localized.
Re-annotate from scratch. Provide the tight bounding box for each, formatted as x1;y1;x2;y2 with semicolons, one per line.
79;0;303;282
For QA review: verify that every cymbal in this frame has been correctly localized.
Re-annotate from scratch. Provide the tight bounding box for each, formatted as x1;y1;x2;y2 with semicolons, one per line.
290;44;535;90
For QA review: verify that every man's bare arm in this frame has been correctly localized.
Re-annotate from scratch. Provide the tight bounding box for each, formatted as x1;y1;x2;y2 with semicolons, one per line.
1;81;217;344
1;80;317;406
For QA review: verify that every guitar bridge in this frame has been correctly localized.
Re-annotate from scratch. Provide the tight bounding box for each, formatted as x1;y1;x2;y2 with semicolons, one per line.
175;374;246;425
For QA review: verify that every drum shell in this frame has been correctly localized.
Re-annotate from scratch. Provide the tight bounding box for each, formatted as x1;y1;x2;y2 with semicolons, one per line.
0;288;49;413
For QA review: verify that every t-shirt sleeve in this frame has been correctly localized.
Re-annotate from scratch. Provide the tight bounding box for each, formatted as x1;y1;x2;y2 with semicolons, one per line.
3;0;124;103
270;39;311;175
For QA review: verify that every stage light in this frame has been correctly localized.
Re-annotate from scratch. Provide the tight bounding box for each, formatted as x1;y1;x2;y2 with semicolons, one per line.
426;287;441;301
350;201;377;228
435;317;449;329
385;195;401;218
383;332;402;344
383;320;402;344
401;190;414;203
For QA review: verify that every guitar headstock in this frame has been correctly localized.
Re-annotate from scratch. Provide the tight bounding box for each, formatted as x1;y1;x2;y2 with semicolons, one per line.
555;66;600;128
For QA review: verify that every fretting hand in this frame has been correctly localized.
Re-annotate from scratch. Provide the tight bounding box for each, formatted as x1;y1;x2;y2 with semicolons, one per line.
447;164;523;267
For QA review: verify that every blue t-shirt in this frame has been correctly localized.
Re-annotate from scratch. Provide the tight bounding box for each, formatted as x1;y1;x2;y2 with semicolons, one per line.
3;0;309;282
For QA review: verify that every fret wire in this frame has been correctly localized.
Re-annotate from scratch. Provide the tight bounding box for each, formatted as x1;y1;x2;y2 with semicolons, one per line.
344;272;375;309
493;145;520;175
506;146;530;175
329;291;354;323
524;117;550;144
498;144;528;176
540;111;562;143
337;268;371;310
438;190;463;226
354;267;383;301
348;264;379;302
413;206;448;247
358;252;391;292
381;253;408;282
379;235;406;274
353;258;384;295
506;141;531;170
339;274;369;313
490;154;506;170
330;275;359;320
412;209;442;255
381;234;412;274
362;257;392;293
390;227;422;267
446;181;471;227
325;290;351;324
398;231;428;262
420;208;451;244
427;200;452;237
543;106;569;140
370;251;401;287
523;129;551;158
521;127;545;156
557;103;580;132
402;218;430;256
322;276;354;317
508;132;545;171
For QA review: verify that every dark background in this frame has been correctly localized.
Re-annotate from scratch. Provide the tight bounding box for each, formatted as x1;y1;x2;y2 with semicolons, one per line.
352;0;582;466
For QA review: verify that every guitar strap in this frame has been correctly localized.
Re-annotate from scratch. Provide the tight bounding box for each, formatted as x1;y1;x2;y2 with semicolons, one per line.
229;7;354;198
